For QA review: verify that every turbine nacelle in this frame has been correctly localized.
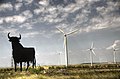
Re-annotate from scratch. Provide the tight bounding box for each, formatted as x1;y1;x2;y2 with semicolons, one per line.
112;47;119;51
89;48;93;51
64;34;67;37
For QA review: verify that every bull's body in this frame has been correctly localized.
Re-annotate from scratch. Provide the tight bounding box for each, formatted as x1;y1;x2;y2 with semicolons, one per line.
13;48;35;62
8;33;36;71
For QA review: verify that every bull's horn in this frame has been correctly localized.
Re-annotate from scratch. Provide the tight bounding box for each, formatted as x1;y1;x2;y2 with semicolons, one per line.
18;34;21;39
8;32;11;39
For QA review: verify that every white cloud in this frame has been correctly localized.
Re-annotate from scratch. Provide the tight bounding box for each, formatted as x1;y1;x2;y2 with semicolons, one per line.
97;1;119;16
39;11;63;23
4;15;26;23
0;0;119;35
34;7;45;15
57;23;68;29
92;16;120;30
34;3;78;23
25;0;33;4
63;4;76;12
83;26;92;32
39;0;49;6
77;1;120;33
94;21;109;29
75;13;88;24
80;17;120;33
32;1;82;24
43;14;59;23
15;3;23;11
2;28;18;34
0;10;33;24
48;6;57;12
0;18;4;24
16;0;22;2
88;0;100;2
19;23;33;29
17;0;33;5
22;31;40;38
0;3;13;11
20;10;33;19
110;17;120;28
75;0;88;8
38;5;76;23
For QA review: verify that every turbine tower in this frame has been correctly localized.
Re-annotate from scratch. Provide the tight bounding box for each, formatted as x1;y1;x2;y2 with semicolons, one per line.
112;46;118;64
57;27;78;67
88;42;96;66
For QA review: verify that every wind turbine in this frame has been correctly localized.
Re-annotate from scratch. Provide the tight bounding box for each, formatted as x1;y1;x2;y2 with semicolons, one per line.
57;27;78;67
58;52;62;65
112;46;119;64
88;42;96;66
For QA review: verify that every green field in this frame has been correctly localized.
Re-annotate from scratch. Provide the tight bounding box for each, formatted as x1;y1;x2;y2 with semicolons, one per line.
0;64;120;79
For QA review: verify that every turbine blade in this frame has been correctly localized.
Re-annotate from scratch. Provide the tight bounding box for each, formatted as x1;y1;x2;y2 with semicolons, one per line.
114;48;119;51
91;42;94;49
116;48;119;51
112;46;115;50
56;27;65;34
92;50;96;55
87;49;90;51
67;29;78;35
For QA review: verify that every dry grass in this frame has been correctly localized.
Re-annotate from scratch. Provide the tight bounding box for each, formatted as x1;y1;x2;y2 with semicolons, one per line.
0;64;120;79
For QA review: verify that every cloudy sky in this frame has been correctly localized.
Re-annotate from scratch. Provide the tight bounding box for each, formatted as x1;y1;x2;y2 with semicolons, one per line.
0;0;120;67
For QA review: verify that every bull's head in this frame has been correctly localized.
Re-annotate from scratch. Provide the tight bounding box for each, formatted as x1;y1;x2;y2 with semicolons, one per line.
8;32;21;42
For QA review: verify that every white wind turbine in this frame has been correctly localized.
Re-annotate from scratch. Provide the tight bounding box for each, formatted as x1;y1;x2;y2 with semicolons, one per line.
57;27;78;67
112;46;119;64
88;42;96;66
58;52;62;65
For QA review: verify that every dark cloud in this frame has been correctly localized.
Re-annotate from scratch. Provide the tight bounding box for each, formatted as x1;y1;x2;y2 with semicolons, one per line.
0;0;13;3
49;0;76;6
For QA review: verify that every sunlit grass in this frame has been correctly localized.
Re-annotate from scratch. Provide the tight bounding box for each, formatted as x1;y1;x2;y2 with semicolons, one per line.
0;64;120;79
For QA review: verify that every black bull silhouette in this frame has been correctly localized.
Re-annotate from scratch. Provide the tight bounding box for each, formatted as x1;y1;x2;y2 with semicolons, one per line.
8;33;36;71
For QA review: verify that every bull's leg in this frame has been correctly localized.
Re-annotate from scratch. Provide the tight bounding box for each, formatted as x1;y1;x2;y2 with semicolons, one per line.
35;58;36;67
26;61;29;71
33;58;36;68
20;62;22;71
14;62;17;72
32;60;34;68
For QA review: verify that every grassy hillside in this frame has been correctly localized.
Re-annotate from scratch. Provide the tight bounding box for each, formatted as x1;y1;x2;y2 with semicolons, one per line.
0;64;120;79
